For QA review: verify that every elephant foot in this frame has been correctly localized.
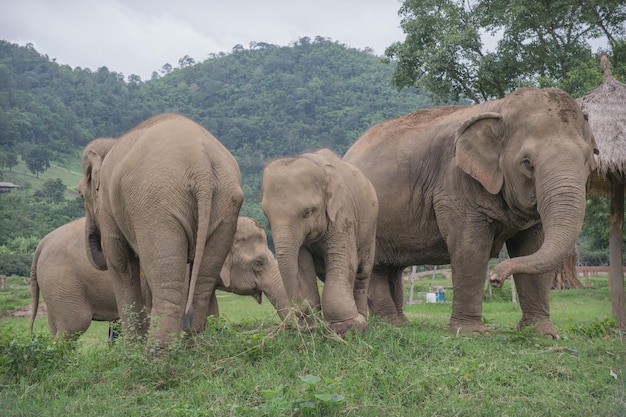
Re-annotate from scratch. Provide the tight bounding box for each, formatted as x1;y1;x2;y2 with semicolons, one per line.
395;313;410;325
519;318;559;339
330;314;367;335
448;319;490;335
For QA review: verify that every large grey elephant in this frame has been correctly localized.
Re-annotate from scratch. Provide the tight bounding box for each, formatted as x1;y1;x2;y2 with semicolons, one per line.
261;148;378;333
30;217;288;338
343;87;598;338
77;113;244;347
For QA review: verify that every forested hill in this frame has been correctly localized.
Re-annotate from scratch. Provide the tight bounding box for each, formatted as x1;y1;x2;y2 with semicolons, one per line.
0;37;430;171
0;37;431;263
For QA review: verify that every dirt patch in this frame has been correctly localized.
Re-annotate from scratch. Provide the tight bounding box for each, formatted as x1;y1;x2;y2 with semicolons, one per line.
1;302;47;319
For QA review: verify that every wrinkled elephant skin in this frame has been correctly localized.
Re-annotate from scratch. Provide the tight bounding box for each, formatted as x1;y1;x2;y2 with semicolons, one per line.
261;148;378;334
30;217;287;339
343;88;598;338
77;114;243;348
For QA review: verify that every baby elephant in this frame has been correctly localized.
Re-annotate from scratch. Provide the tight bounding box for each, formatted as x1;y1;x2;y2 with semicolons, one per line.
261;148;378;334
30;217;288;339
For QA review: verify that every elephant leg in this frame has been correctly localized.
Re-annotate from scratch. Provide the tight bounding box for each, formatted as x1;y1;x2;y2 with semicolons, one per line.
207;290;219;318
189;220;238;335
353;251;374;319
389;267;408;324
58;308;92;338
297;248;321;312
322;243;366;333
102;228;146;339
448;220;493;334
133;221;194;346
506;227;558;338
368;265;402;323
46;302;90;339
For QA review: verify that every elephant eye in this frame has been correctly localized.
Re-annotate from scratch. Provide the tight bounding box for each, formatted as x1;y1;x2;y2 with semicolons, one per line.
302;208;314;218
253;258;264;271
522;158;534;172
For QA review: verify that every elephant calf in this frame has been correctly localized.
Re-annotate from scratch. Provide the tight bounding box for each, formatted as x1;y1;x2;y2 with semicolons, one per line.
30;217;288;339
261;148;378;334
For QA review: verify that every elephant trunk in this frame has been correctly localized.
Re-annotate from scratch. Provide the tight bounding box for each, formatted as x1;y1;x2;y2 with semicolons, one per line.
490;168;587;284
85;213;107;271
273;227;303;301
261;258;290;321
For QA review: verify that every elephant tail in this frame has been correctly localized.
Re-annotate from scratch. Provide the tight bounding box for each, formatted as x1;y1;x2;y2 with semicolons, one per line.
29;247;42;333
183;183;213;322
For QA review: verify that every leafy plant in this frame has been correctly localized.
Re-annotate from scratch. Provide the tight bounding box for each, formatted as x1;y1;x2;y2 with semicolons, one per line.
0;326;76;384
294;374;346;415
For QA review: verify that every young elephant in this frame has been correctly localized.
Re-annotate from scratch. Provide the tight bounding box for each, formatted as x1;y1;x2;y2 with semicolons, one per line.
261;148;378;334
30;217;289;339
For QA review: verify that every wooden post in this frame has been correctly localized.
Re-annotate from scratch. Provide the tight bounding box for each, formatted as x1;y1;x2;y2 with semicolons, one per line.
511;276;517;309
408;266;416;304
609;174;626;330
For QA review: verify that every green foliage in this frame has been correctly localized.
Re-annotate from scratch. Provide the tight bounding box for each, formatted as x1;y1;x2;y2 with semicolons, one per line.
0;274;31;313
0;37;431;243
563;317;616;339
577;196;626;265
387;0;626;103
0;326;77;384
0;253;32;276
1;273;624;416
0;190;84;249
251;374;345;416
33;177;66;203
23;146;52;177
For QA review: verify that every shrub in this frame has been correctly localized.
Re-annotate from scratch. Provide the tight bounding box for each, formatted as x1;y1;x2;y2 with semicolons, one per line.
0;327;77;384
0;253;33;276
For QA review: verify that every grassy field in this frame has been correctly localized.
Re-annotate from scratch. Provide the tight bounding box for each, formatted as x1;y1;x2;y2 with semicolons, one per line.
1;274;624;416
1;157;83;195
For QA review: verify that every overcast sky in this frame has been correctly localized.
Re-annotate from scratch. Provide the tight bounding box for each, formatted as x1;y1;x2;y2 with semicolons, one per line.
0;0;406;80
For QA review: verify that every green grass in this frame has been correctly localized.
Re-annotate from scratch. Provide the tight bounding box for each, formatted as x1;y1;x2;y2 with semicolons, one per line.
1;157;83;195
1;275;624;417
0;275;31;315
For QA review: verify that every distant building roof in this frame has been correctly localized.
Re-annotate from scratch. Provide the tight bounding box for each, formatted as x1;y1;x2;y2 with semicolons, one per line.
0;182;20;193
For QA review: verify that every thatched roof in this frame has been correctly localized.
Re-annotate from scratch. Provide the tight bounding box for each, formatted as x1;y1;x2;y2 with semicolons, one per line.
577;53;626;196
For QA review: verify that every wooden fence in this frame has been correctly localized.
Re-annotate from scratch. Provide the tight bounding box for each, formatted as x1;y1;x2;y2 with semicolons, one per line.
576;265;626;287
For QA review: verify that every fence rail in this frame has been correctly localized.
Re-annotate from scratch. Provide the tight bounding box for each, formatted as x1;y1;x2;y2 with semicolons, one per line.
576;265;626;281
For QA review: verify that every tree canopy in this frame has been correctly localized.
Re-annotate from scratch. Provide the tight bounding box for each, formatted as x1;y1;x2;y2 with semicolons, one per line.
0;37;429;261
385;0;626;103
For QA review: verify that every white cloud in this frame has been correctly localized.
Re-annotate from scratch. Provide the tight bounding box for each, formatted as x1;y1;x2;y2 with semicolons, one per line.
0;0;405;80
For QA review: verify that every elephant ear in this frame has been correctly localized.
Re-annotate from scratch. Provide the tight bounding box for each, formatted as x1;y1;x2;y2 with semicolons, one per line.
324;165;348;222
85;149;104;194
455;112;504;195
219;250;233;288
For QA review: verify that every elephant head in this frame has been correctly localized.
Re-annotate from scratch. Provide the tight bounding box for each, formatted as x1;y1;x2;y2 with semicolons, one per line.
455;88;599;285
77;138;117;271
260;152;347;302
217;217;289;320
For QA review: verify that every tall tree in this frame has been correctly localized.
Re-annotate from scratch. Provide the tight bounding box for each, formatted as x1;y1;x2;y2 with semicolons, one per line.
24;146;51;178
385;0;626;103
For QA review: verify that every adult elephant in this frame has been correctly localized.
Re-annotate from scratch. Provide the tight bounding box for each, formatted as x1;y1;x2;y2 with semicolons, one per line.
77;114;244;347
343;88;598;338
261;148;378;334
29;217;288;339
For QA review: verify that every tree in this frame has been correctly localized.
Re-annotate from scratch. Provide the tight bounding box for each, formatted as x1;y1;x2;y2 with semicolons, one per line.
35;178;66;203
385;0;626;103
178;55;196;69
24;146;51;178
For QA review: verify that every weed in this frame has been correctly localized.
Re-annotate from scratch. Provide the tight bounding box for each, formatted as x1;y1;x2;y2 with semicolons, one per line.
0;325;76;384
